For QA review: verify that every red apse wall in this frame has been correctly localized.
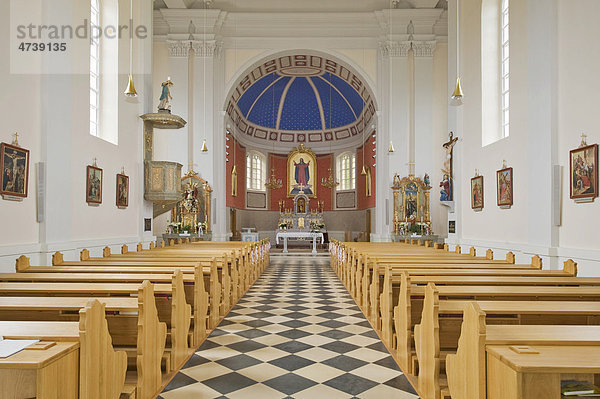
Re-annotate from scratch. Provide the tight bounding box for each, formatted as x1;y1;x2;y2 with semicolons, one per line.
226;136;376;211
226;134;246;209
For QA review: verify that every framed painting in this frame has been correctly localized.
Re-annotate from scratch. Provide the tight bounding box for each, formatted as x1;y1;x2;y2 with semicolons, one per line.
86;165;103;204
116;173;129;208
471;175;484;210
496;167;513;207
570;144;598;200
287;144;317;197
0;142;30;199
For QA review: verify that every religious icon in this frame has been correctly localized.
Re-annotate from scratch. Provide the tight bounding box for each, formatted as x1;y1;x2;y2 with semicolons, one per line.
496;167;513;207
86;165;103;204
0;142;29;199
116;173;129;208
158;77;173;112
287;144;316;197
440;132;458;201
570;143;598;200
471;175;484;210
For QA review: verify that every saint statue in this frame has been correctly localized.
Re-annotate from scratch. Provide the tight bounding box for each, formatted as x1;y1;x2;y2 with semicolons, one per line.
158;77;174;112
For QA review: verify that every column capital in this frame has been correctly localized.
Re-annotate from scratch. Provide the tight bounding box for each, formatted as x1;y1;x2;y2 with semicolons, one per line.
412;41;437;57
191;40;223;58
379;40;412;58
166;40;192;57
166;39;223;58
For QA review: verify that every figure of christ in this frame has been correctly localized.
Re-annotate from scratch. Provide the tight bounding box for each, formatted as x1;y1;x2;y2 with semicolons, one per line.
293;158;312;195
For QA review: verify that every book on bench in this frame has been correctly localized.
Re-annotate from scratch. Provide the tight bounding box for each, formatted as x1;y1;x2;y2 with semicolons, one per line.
562;380;600;397
0;336;40;358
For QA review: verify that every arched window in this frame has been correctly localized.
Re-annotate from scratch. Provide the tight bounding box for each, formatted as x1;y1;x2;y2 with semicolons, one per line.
89;0;100;138
246;151;266;191
337;152;356;191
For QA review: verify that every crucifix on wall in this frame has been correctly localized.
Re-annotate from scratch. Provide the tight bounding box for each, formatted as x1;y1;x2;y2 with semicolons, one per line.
440;132;459;201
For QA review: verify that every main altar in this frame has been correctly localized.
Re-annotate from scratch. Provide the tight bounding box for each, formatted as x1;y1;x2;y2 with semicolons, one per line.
276;189;326;254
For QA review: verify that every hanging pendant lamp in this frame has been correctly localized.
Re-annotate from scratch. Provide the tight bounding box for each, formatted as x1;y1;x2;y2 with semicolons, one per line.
124;0;137;97
451;0;464;106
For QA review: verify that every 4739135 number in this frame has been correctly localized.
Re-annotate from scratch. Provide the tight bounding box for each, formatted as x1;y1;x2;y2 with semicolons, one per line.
18;42;67;52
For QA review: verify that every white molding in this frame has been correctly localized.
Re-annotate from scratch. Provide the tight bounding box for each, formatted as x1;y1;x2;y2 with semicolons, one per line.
155;9;448;41
446;238;600;265
0;236;156;261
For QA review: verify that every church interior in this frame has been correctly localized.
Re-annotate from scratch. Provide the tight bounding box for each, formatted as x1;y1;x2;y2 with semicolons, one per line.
1;0;600;398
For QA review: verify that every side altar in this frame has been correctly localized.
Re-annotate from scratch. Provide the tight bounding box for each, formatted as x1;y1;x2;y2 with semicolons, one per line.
276;190;326;254
391;173;440;243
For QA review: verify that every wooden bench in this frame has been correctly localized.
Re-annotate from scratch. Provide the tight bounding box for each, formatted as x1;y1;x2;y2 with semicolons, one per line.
15;257;217;338
413;283;600;399
0;299;128;399
485;345;600;399
0;280;167;399
445;302;600;399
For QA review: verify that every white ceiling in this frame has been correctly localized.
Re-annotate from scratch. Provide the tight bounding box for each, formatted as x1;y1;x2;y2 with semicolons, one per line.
154;0;447;12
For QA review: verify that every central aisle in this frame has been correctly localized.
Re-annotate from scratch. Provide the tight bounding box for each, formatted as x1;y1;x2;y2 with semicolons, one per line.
159;254;419;399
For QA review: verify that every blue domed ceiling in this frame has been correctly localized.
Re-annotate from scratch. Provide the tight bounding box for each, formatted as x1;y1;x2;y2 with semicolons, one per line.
226;53;377;146
236;72;365;131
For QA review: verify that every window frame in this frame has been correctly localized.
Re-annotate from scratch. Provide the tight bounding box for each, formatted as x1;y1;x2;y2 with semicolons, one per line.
246;151;266;192
336;151;356;191
90;0;100;138
500;0;509;138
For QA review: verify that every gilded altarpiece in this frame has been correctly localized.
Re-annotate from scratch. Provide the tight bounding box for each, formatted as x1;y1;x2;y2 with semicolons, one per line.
392;174;432;234
171;171;212;233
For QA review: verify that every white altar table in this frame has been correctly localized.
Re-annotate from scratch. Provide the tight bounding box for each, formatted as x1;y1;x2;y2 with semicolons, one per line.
276;232;324;254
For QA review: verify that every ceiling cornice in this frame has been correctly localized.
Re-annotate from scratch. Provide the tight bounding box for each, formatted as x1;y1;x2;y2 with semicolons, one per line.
154;9;447;40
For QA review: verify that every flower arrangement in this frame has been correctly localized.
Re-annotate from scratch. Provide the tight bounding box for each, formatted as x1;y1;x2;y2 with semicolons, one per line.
167;221;181;234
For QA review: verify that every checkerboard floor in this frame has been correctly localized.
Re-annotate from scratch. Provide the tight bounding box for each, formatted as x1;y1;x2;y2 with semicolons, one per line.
159;255;419;399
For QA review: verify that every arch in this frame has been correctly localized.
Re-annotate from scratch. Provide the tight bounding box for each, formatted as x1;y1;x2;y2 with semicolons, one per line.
222;49;380;149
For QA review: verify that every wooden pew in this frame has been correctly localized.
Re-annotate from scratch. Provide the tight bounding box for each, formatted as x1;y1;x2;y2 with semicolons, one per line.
485;345;600;399
414;283;600;399
445;302;600;399
0;280;167;399
386;271;600;376
0;299;128;399
15;256;218;336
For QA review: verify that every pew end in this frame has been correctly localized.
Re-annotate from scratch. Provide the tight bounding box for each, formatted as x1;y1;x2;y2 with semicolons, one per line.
506;251;515;264
15;255;31;272
79;299;128;399
52;251;65;265
486;249;493;260
137;243;143;252
455;245;461;254
563;259;578;276
469;247;476;257
80;249;90;261
531;255;542;269
103;246;111;257
445;302;487;399
122;244;129;254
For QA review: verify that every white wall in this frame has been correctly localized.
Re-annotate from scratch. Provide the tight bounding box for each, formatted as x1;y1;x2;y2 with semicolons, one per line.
0;0;155;271
446;0;600;276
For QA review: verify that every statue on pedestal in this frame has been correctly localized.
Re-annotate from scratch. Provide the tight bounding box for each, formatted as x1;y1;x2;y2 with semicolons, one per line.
158;77;174;113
